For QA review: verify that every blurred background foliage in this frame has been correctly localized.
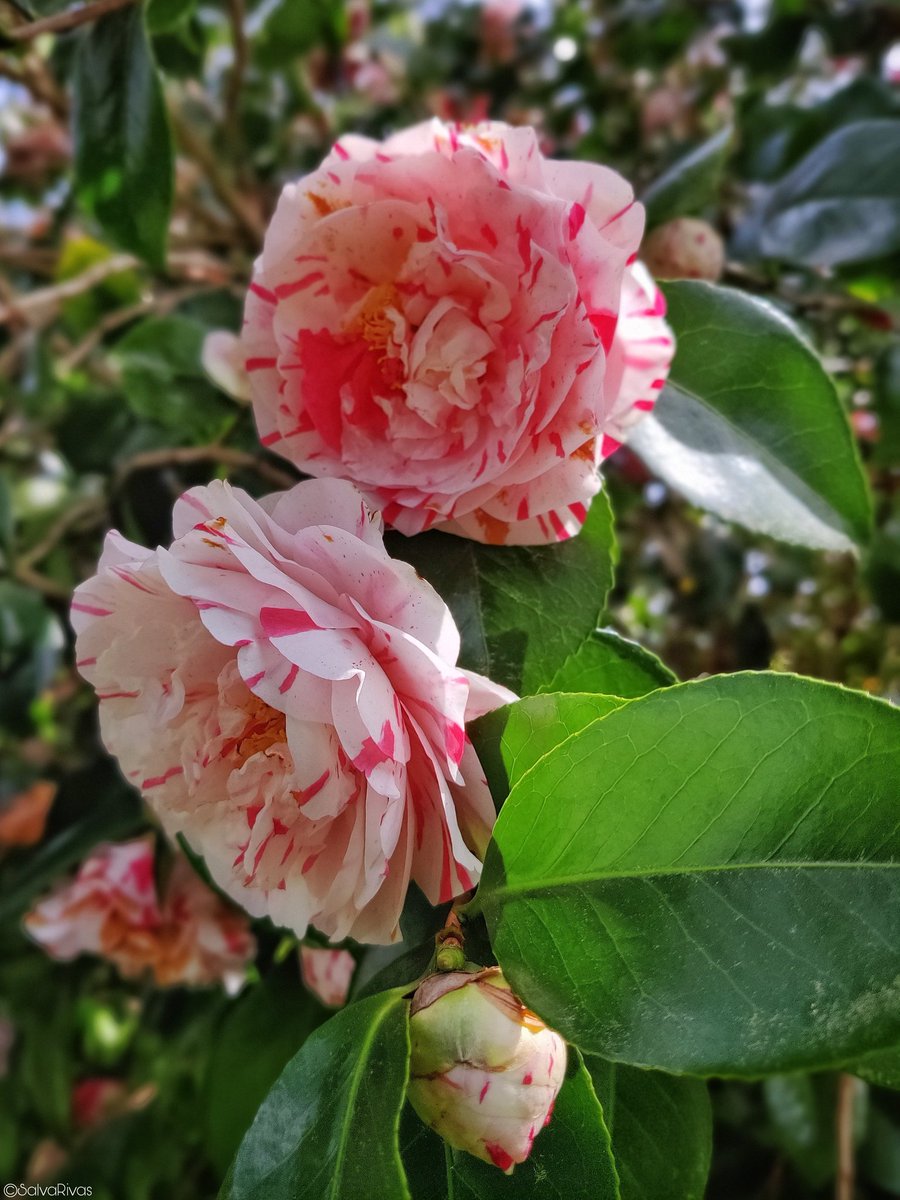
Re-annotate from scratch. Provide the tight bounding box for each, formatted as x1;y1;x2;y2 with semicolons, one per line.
0;0;899;1196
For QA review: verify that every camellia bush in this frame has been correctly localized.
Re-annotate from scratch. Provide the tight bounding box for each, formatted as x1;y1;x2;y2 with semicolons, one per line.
1;1;899;1198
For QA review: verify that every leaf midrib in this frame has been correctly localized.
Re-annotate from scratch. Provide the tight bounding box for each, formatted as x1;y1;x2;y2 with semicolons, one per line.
328;993;405;1200
483;858;900;906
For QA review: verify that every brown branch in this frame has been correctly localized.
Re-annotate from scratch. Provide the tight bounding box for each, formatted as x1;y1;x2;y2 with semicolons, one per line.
225;0;248;143
58;285;210;371
835;1073;859;1200
170;108;265;244
113;446;298;491
0;51;68;118
0;250;235;329
2;0;139;41
13;562;71;601
16;496;107;573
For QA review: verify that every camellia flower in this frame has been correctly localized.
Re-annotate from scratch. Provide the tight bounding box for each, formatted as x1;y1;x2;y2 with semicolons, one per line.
25;839;255;989
299;945;356;1008
69;479;513;944
71;1078;128;1131
238;118;673;545
407;966;567;1172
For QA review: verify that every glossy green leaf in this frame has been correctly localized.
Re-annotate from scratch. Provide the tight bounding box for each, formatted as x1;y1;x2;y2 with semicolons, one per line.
401;1053;620;1199
543;629;677;698
629;282;872;551
478;673;900;1076
586;1057;712;1200
471;692;628;810
204;962;327;1173
756;120;900;267
74;5;173;268
387;491;616;694
226;990;411;1200
643;126;732;226
853;1046;900;1091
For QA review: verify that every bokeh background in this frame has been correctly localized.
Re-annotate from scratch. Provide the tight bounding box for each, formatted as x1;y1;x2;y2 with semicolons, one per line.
1;0;899;1196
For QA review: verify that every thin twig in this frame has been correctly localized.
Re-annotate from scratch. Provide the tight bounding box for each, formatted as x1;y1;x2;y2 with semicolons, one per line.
170;108;265;244
2;0;139;41
13;562;71;601
835;1073;858;1200
225;0;248;144
58;286;210;371
0;253;138;327
16;496;107;573
0;51;68;118
113;446;298;491
0;251;235;329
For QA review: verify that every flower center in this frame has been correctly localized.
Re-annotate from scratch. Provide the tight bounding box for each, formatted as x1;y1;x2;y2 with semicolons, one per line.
221;692;286;762
349;283;403;357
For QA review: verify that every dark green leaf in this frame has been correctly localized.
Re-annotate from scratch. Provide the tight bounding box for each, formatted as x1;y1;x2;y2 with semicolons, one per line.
586;1057;712;1200
761;1073;839;1187
205;962;327;1173
629;282;872;551
853;1046;900;1090
387;491;616;694
861;1101;900;1194
113;315;232;441
0;580;63;727
643;126;732;227
227;990;411;1200
543;629;676;698
74;5;173;268
756;120;900;267
402;1052;620;1199
471;692;629;810
478;673;900;1075
147;0;196;34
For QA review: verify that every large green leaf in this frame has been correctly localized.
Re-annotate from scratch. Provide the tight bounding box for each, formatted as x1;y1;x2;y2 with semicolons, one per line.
74;5;173;268
642;126;732;227
226;990;411;1200
755;119;900;267
629;282;872;551
401;1053;620;1199
543;629;676;698
387;491;615;694
471;692;629;810
586;1057;712;1200
477;673;900;1076
204;962;327;1173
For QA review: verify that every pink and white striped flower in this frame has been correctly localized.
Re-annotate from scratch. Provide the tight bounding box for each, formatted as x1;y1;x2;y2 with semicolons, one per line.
239;118;673;546
300;945;356;1007
69;479;513;944
408;967;567;1172
24;839;255;989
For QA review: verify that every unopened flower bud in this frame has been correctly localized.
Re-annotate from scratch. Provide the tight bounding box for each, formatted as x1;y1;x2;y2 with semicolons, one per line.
642;217;725;282
407;966;566;1173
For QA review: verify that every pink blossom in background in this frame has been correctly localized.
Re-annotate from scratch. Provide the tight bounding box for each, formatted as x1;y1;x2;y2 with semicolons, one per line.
300;945;356;1007
69;478;514;945
24;839;255;989
240;118;673;545
71;1078;128;1131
